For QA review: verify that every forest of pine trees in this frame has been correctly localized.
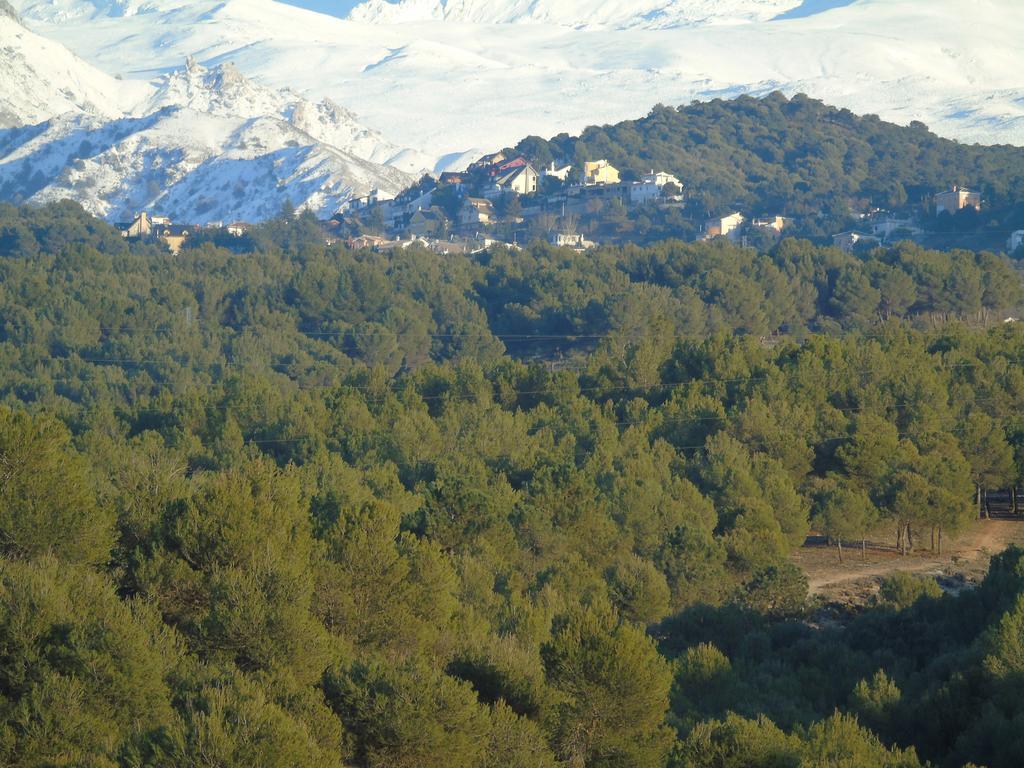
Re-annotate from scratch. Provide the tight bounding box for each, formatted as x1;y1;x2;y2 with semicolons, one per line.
2;202;1024;766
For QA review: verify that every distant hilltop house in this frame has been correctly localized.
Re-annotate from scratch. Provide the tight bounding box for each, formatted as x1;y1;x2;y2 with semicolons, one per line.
751;215;787;234
459;197;496;228
934;185;981;216
641;170;681;189
225;221;250;237
439;172;468;190
870;216;922;242
347;234;389;250
629;181;662;206
380;183;436;231
157;224;192;254
1009;230;1024;253
469;151;507;171
494;162;539;196
409;206;449;237
832;231;879;253
704;212;745;241
543;162;573;182
116;212;193;254
341;188;394;214
628;170;682;206
583;160;620;186
548;231;595;250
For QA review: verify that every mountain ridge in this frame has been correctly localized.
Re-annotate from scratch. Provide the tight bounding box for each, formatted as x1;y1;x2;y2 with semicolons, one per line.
346;0;805;28
0;30;419;221
8;0;1023;159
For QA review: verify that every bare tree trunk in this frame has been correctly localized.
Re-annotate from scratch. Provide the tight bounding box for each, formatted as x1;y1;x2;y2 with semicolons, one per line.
906;523;914;553
983;488;989;519
897;525;903;555
977;484;983;518
837;538;843;563
862;538;867;561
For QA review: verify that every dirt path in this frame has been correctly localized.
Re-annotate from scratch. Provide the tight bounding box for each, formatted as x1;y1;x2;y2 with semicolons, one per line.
793;520;1024;598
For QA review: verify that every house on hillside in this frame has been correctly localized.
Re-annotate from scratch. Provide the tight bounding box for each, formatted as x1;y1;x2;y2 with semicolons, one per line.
347;234;388;250
870;216;922;242
341;188;393;214
548;231;594;250
629;181;662;206
752;216;787;234
118;212;190;253
495;163;539;195
489;157;527;176
469;151;507;171
118;212;155;239
543;162;573;182
459;198;496;228
226;221;250;237
704;212;745;241
380;183;437;232
641;170;681;189
156;224;191;254
583;160;620;186
409;206;449;237
832;231;879;253
934;185;981;216
439;172;468;190
1008;230;1024;253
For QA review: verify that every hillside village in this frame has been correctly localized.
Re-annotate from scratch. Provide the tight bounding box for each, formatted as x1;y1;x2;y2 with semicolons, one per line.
334;151;1023;256
118;154;1022;258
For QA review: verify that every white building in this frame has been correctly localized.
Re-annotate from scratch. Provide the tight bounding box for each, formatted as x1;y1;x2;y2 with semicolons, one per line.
641;170;681;188
629;182;661;206
1009;230;1024;253
495;163;539;195
832;231;879;253
341;188;393;214
543;162;573;182
752;216;787;234
871;217;922;242
704;212;745;241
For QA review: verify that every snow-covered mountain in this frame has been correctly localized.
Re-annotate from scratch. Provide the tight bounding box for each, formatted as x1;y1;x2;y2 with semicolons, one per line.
0;2;146;128
3;0;1024;222
142;57;430;172
8;0;1024;163
348;0;800;28
0;106;414;222
0;8;421;221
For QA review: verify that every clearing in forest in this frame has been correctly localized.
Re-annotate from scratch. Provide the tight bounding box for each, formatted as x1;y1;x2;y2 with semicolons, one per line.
793;519;1024;603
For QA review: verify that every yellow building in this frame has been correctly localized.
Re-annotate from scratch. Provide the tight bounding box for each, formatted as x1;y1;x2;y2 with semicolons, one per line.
583;160;621;186
934;186;981;216
157;225;191;254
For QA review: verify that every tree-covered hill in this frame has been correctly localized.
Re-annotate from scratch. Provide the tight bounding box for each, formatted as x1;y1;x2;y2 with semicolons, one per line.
2;203;1024;765
1;201;1020;412
513;93;1024;236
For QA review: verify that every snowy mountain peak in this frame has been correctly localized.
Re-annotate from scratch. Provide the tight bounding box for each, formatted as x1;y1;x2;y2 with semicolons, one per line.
14;0;162;22
146;58;287;119
142;57;430;174
0;17;423;222
0;8;147;127
347;0;804;28
0;1;21;21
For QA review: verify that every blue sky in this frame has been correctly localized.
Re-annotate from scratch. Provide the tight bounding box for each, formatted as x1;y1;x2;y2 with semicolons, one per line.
276;0;364;16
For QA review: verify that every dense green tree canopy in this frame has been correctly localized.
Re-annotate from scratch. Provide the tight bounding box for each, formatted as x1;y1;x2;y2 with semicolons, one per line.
0;202;1023;767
